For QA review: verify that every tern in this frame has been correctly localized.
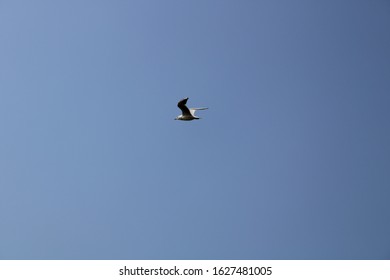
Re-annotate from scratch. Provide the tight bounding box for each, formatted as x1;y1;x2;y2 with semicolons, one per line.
175;97;208;121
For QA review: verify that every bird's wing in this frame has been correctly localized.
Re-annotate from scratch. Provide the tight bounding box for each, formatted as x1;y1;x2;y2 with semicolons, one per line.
177;97;191;116
190;107;208;116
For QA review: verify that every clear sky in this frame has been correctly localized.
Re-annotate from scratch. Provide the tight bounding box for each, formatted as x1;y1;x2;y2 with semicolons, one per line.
1;0;389;260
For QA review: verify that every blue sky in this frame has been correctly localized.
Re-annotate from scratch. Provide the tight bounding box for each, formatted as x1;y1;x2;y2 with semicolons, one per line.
0;0;389;259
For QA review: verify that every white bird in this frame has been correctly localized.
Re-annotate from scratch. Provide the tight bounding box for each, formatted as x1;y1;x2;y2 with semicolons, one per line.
175;97;208;121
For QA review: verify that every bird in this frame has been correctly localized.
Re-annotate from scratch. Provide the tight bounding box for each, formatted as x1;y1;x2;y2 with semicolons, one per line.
175;97;208;121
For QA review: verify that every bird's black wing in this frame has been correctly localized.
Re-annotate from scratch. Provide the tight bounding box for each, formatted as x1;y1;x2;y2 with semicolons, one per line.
177;97;191;116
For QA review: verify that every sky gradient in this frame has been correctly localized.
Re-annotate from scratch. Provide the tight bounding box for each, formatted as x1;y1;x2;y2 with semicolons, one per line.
1;0;389;259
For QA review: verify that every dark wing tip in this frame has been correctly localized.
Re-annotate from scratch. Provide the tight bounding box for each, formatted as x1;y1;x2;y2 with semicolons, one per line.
177;97;189;108
177;97;189;106
177;97;190;115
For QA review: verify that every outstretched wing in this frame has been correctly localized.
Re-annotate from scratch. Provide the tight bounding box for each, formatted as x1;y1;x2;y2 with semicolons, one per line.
190;107;208;116
177;97;191;116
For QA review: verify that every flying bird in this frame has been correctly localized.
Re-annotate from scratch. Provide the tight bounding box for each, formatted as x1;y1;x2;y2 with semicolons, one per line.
175;97;208;121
